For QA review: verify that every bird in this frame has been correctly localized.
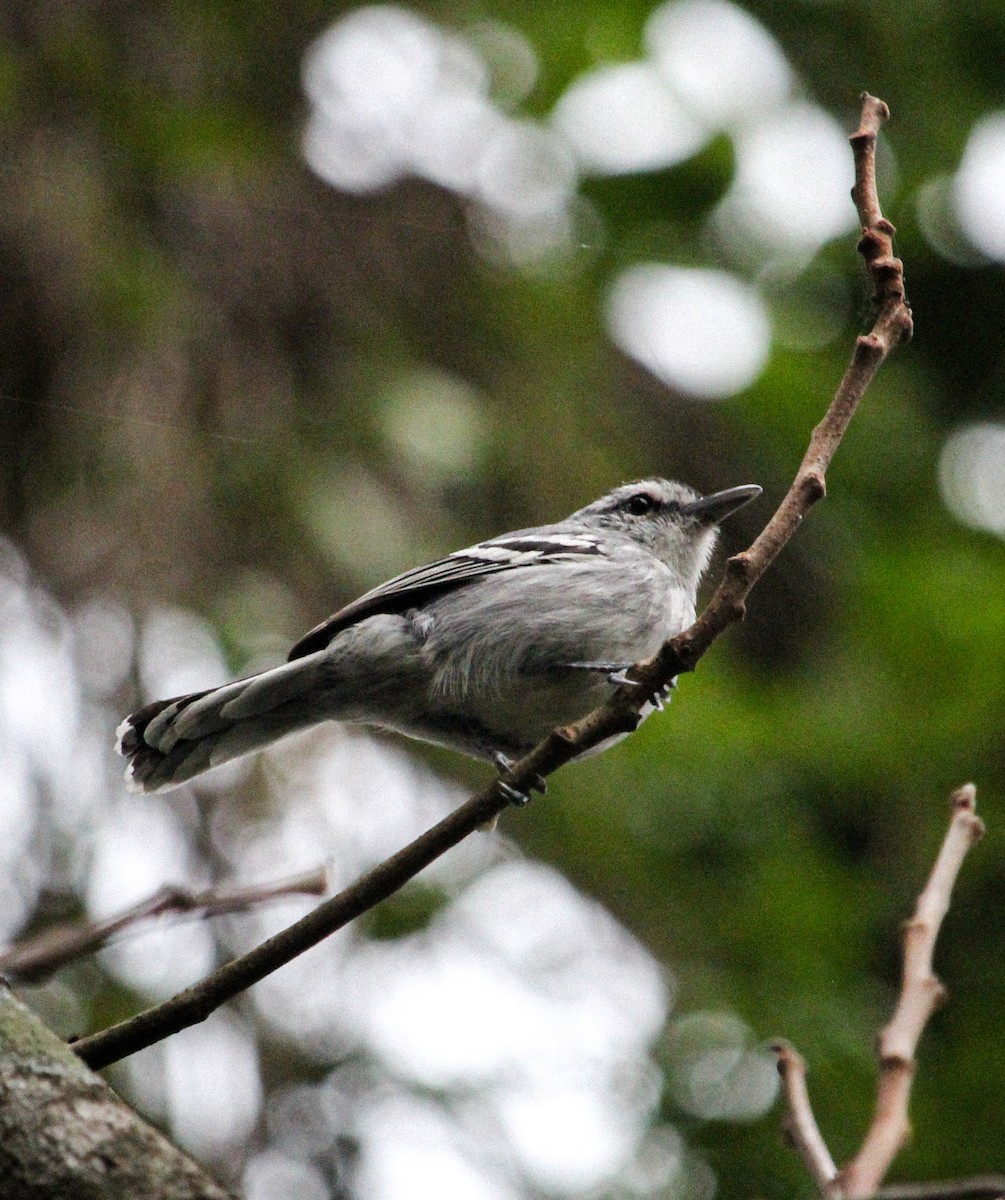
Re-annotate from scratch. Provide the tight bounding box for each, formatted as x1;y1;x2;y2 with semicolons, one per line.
117;478;761;793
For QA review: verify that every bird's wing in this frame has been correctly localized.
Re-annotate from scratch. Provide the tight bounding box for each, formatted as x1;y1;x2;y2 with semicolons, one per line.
287;529;607;660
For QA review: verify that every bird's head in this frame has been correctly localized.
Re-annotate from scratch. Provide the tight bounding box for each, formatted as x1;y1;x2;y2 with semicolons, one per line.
574;478;762;595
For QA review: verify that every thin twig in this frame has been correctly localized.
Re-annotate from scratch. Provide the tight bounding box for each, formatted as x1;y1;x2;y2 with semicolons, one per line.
772;1040;839;1191
71;92;909;1071
0;868;327;984
876;1177;1005;1200
771;787;986;1198
630;93;910;690
72;789;508;1067
837;786;985;1199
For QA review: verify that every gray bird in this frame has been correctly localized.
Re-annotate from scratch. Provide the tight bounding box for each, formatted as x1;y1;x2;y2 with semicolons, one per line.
118;478;760;793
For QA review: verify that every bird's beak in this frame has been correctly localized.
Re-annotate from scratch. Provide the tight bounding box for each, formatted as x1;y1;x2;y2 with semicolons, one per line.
681;484;762;524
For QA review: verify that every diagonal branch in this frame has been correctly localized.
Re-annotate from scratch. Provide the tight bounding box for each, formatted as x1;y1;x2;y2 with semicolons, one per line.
638;94;910;685
70;92;910;1072
772;1040;839;1192
0;869;328;985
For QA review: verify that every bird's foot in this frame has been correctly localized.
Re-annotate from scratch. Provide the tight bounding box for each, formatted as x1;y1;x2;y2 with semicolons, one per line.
492;752;547;807
566;662;679;705
565;661;639;687
651;678;678;711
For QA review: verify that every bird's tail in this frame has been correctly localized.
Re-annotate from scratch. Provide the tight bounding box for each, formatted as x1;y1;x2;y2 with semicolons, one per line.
117;655;331;793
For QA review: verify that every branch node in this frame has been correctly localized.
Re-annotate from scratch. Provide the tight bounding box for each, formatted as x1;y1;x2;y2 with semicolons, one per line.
855;332;885;358
856;229;889;261
949;784;985;840
862;93;891;123
724;550;757;589
887;955;946;1013
877;1052;917;1075
800;470;827;504
666;635;699;674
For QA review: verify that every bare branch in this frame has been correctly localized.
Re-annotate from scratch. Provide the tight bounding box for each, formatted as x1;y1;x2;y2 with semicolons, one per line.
876;1177;1005;1200
838;786;985;1199
71;92;910;1072
772;787;986;1199
772;1040;838;1192
0;868;327;984
465;93;911;827
72;789;508;1068
631;94;911;691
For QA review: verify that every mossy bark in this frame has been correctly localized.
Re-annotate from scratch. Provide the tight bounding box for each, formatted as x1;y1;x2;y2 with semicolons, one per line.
0;983;235;1200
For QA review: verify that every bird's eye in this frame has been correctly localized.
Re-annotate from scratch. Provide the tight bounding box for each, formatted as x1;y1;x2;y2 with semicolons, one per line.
625;493;656;516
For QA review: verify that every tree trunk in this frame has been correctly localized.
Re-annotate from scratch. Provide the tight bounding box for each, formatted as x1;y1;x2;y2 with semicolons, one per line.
0;982;235;1200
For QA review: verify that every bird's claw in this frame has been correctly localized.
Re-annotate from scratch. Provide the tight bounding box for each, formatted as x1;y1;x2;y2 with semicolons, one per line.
492;752;546;807
565;661;639;688
497;780;531;807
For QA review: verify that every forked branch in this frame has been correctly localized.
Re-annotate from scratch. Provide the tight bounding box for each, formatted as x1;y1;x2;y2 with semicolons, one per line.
0;869;327;985
774;786;986;1199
